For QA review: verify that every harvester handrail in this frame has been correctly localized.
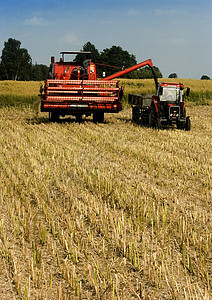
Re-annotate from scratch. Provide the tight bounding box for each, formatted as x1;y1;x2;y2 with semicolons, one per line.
46;79;119;85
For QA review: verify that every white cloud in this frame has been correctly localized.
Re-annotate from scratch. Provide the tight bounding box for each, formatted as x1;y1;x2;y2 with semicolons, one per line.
24;16;50;27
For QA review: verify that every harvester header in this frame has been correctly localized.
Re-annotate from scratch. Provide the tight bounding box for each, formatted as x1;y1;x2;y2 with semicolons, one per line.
40;51;157;122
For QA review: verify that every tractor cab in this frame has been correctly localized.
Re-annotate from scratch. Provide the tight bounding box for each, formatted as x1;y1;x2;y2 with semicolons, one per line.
157;82;184;103
154;82;190;128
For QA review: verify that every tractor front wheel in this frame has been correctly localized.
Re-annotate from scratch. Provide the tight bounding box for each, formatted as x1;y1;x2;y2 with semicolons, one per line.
185;117;191;131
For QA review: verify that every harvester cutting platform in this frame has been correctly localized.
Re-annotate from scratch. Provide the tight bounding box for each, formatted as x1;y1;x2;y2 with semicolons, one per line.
40;51;153;122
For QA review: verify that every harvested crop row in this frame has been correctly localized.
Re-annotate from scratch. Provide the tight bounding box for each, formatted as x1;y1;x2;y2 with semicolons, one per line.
0;105;211;299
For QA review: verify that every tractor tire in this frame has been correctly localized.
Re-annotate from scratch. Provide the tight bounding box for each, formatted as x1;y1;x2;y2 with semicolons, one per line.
93;112;104;123
132;107;140;123
156;117;161;129
49;111;59;122
185;117;191;131
177;121;183;130
148;109;155;128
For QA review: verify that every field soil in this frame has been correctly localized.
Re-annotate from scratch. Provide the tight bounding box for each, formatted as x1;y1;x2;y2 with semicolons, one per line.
0;103;211;299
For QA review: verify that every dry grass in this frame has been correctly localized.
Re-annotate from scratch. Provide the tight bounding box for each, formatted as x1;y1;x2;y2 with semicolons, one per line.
0;81;41;96
0;92;211;299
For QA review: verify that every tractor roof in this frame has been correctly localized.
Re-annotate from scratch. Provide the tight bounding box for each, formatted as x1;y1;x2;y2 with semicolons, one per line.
60;51;92;55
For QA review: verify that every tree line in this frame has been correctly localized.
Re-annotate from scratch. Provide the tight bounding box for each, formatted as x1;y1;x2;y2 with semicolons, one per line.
74;42;162;79
0;38;210;80
0;38;49;81
0;38;163;81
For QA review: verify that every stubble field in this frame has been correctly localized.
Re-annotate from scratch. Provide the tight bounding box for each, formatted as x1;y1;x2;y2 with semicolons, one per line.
0;80;211;299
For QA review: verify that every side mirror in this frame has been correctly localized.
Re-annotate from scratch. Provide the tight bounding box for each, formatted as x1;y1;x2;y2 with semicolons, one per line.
186;88;190;97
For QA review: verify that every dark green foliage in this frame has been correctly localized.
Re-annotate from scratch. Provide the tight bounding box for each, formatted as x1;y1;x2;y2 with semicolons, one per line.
0;38;49;81
168;73;178;78
201;75;210;80
74;42;100;63
30;64;49;81
98;45;137;78
0;38;32;80
133;66;162;79
75;42;162;79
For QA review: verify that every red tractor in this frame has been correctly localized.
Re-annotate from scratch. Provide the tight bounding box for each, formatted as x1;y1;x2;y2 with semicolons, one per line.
40;51;153;122
129;71;191;130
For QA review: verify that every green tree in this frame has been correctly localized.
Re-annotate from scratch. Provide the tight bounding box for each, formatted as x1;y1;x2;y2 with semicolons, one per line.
74;41;163;79
135;66;162;79
168;73;178;78
30;64;49;81
201;75;210;80
0;38;32;80
99;45;137;78
74;42;100;63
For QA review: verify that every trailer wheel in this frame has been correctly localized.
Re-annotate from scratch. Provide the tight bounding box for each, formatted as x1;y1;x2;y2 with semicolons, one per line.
185;117;191;131
49;111;59;122
132;107;140;123
93;112;104;123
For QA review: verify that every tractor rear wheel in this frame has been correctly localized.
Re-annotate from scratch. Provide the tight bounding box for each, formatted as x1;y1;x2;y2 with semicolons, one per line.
148;109;155;127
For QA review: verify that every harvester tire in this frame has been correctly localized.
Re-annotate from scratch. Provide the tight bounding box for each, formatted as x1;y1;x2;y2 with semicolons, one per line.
76;114;83;123
49;111;59;122
93;112;104;123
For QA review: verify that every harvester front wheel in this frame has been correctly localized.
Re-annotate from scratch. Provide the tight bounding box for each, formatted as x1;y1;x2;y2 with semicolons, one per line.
93;112;104;123
76;114;83;123
49;111;59;122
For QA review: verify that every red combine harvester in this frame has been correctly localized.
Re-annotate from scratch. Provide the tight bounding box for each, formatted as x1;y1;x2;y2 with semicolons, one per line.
40;51;154;122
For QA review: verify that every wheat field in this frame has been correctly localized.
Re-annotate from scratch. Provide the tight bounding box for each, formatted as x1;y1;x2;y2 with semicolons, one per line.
0;80;211;299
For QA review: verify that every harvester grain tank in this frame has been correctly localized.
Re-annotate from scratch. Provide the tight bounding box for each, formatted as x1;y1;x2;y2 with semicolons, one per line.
40;51;154;123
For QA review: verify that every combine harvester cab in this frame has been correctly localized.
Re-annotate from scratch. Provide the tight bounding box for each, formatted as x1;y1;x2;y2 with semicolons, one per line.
40;51;153;123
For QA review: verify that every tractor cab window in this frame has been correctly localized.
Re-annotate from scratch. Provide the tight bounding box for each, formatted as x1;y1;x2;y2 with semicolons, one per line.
160;87;180;102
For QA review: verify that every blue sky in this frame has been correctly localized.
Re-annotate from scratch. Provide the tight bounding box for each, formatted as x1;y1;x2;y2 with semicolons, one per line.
0;0;212;78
